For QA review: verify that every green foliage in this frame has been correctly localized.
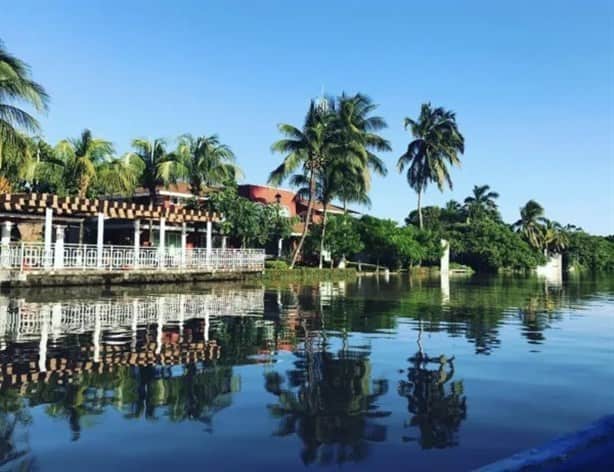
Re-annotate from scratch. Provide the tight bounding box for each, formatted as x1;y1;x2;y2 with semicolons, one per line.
447;220;544;272
209;186;295;248
305;214;364;265
265;259;289;270
565;230;614;272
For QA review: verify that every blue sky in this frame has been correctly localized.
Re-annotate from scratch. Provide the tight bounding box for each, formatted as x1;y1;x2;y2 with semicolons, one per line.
3;0;613;234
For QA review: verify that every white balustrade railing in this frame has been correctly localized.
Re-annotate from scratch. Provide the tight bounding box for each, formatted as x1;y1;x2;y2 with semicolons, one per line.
0;242;265;272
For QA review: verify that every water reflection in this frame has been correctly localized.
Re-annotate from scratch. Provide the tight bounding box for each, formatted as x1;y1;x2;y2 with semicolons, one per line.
0;276;609;470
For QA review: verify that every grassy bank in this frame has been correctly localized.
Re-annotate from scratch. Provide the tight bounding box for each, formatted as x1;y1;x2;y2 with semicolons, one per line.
263;267;358;281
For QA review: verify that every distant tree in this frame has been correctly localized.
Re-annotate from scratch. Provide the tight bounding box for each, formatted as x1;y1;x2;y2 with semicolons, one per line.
513;200;546;249
55;129;114;197
127;138;177;204
463;184;500;221
542;219;569;256
175;134;240;196
397;103;464;229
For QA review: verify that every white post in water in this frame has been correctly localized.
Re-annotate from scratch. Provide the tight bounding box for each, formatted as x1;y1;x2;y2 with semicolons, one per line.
96;213;104;268
159;217;166;268
133;220;141;268
1;221;12;268
44;208;53;268
180;222;187;268
53;225;65;269
206;220;212;267
277;238;283;258
440;239;450;304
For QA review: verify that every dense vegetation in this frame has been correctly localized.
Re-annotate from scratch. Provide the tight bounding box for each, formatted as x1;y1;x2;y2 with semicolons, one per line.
1;40;612;273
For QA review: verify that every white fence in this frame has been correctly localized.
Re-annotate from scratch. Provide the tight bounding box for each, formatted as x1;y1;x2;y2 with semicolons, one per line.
0;242;265;272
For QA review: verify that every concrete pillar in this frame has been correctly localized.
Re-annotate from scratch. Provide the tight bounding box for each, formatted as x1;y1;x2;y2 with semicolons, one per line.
51;303;62;341
53;225;65;269
180;222;187;268
222;236;227;250
206;220;212;266
178;294;185;340
96;213;104;269
156;297;164;354
1;221;12;268
277;238;283;258
38;306;49;372
133;220;141;268
44;208;53;268
440;239;450;276
159;217;166;268
204;311;210;342
93;304;101;363
131;299;138;351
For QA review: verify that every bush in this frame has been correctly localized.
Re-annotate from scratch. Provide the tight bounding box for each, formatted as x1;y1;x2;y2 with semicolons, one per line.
265;259;289;270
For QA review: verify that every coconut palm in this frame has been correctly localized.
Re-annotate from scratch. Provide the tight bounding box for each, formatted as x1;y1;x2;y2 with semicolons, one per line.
175;134;241;196
55;129;114;197
335;93;390;208
397;103;465;229
513;200;546;249
0;41;49;165
127;138;177;204
270;99;336;268
543;219;569;255
93;154;138;196
463;184;499;221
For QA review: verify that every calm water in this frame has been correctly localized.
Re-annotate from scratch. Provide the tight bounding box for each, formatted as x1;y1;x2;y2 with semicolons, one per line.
0;275;612;471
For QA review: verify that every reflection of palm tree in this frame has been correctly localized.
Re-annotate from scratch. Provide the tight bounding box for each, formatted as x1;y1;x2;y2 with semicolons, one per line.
0;388;31;467
265;345;389;465
398;353;467;449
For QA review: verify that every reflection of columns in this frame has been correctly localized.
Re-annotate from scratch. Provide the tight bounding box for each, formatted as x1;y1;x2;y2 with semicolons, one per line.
133;220;141;268
159;217;166;268
39;306;49;372
53;225;65;269
1;221;12;268
206;221;212;265
441;272;450;305
221;236;227;250
277;238;283;258
156;297;165;354
44;208;53;268
93;304;101;363
96;213;104;268
204;311;210;342
51;303;62;341
178;294;185;340
180;222;187;268
131;299;138;351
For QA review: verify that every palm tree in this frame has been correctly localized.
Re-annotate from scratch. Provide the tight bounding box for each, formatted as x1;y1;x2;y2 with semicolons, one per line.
335;93;390;209
175;134;241;196
0;41;49;166
397;103;464;229
463;184;499;221
270;99;335;268
93;154;138;196
55;129;114;197
513;200;546;249
127;138;176;204
543;219;569;255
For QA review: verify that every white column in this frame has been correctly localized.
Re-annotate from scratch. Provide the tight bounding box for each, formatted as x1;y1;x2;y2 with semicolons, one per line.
44;208;53;268
96;213;104;269
93;304;101;363
440;239;450;276
180;222;187;268
204;311;210;342
178;294;185;340
1;221;12;268
277;238;283;258
158;217;166;268
51;303;62;341
156;296;165;354
131;299;138;351
53;225;65;269
222;236;227;250
133;220;141;268
206;220;212;267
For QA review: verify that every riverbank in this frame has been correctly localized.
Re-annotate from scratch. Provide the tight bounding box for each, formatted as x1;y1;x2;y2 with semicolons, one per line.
263;267;358;282
0;268;262;289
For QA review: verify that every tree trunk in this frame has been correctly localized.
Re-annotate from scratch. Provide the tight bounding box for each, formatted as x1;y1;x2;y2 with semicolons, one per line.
417;189;423;230
318;203;328;269
290;169;315;269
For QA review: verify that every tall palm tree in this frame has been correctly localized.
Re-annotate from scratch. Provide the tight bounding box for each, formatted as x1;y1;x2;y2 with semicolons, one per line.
55;129;114;197
513;200;546;249
0;41;49;166
335;93;390;209
93;154;138;196
542;219;569;255
463;184;499;221
127;138;176;204
175;134;240;196
270;99;335;268
397;103;464;229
